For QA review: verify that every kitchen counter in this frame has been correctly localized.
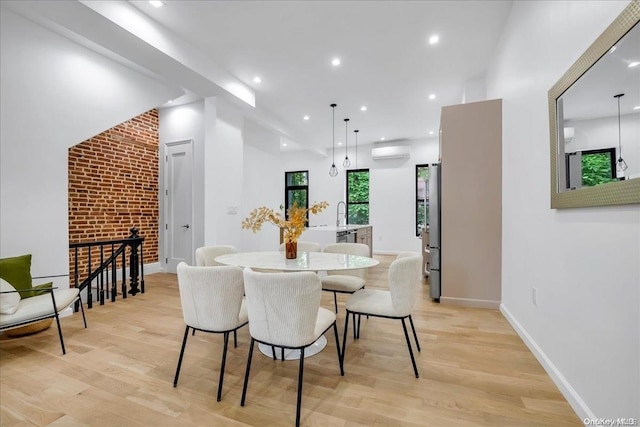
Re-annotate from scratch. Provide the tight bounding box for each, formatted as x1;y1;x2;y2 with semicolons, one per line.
305;224;371;232
300;224;373;256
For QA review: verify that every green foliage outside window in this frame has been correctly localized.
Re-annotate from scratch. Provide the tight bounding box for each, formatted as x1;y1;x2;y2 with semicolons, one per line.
416;165;429;236
582;153;616;187
347;170;369;224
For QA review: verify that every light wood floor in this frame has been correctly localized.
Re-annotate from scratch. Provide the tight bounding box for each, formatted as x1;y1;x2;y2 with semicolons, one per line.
1;255;581;426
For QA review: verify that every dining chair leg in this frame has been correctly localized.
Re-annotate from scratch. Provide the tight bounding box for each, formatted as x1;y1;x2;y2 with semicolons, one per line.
295;347;306;427
217;331;229;402
356;314;362;339
401;318;419;378
233;330;238;348
241;338;255;406
333;322;344;375
408;315;421;352
173;326;190;387
333;292;338;313
78;295;87;328
281;347;285;361
352;312;357;339
341;311;350;362
271;345;277;360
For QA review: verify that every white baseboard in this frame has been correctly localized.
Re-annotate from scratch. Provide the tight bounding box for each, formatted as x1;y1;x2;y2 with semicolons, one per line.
143;262;162;274
500;303;594;421
440;296;500;309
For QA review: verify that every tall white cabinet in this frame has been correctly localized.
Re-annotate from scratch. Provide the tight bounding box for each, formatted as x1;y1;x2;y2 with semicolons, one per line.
438;98;502;309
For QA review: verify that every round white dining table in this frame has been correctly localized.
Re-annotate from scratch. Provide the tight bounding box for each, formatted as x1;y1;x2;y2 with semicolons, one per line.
214;251;379;360
214;250;379;272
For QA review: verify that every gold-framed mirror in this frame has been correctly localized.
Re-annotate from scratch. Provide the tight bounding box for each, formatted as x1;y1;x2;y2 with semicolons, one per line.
549;0;640;209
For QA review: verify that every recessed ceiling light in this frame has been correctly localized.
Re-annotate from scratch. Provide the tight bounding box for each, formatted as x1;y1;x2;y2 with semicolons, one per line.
303;115;310;120
149;0;164;8
338;142;343;146
429;94;436;100
332;58;341;66
253;76;262;83
628;61;640;68
380;137;385;141
360;106;367;111
609;46;617;54
429;131;434;135
282;143;287;147
634;106;640;110
429;35;439;45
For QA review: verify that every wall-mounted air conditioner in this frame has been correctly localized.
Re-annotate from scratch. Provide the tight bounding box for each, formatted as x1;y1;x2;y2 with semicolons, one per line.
371;145;410;160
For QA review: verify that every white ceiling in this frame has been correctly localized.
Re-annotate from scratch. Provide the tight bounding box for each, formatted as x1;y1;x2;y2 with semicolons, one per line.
7;0;515;153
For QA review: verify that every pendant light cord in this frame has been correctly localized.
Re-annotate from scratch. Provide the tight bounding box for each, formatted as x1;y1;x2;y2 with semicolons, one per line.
331;104;336;162
616;94;623;158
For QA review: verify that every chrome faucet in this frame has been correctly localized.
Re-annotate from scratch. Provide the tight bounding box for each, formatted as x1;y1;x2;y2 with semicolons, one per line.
336;201;347;227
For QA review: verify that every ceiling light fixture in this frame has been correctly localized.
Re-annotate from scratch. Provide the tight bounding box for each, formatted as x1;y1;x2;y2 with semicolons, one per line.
634;105;640;110
360;106;367;111
253;76;262;83
354;129;359;168
429;94;436;100
343;118;351;168
283;143;288;147
429;35;439;45
329;104;338;177
614;93;628;180
429;131;434;135
380;137;385;141
303;115;310;120
332;58;341;66
149;0;164;8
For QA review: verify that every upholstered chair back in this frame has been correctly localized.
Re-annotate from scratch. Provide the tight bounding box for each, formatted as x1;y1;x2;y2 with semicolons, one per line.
322;243;370;279
388;252;422;317
278;241;322;253
242;268;321;348
176;263;245;332
195;245;238;266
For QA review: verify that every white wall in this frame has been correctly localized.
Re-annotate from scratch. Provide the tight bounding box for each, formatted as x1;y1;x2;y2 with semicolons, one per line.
487;0;639;419
158;101;205;265
281;138;440;254
240;121;283;251
159;101;283;256
0;8;181;286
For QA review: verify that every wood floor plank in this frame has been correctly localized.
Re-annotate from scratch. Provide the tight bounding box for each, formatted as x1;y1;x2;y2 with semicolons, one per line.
1;255;581;426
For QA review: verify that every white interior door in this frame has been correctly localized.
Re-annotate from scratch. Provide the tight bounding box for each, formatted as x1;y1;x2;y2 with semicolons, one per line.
165;141;193;273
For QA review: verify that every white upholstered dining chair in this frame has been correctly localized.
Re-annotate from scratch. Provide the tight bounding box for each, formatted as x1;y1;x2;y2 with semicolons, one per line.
240;268;343;427
195;245;238;266
321;242;370;312
173;263;248;402
342;252;423;378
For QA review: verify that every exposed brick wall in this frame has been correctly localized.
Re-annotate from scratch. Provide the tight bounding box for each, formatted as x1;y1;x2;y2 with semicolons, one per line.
68;110;159;280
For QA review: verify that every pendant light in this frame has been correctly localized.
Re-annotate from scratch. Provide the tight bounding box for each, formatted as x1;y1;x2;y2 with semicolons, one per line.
329;103;338;177
614;93;628;180
354;129;359;168
343;118;351;168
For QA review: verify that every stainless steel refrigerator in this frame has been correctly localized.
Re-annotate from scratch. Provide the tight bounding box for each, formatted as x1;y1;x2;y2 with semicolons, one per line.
427;163;441;301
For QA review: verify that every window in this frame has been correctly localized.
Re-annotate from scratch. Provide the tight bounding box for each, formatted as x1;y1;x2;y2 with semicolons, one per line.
416;164;429;237
285;171;308;220
580;148;616;187
346;169;369;224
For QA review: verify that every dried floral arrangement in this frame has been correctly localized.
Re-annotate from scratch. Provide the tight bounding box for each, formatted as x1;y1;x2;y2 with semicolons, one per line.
242;201;329;243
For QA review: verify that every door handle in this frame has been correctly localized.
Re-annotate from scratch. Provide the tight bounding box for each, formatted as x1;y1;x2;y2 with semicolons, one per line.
181;224;190;229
